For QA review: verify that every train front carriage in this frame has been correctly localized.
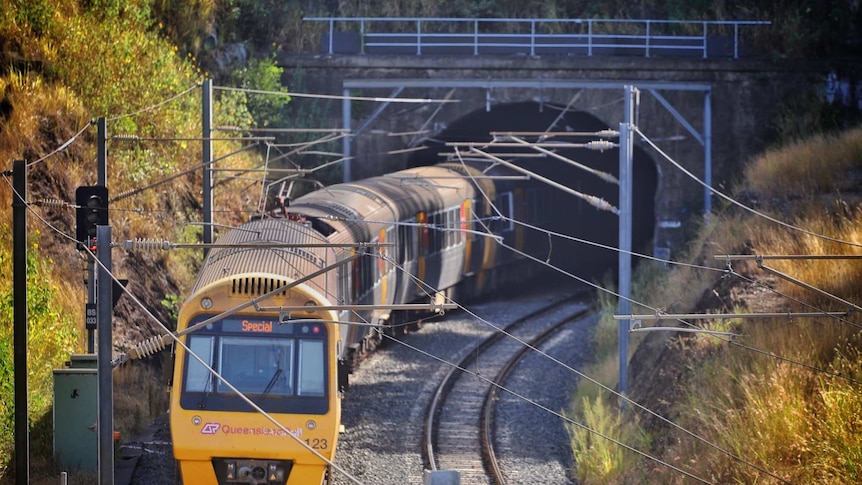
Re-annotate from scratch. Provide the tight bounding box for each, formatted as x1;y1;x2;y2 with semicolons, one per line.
170;218;342;485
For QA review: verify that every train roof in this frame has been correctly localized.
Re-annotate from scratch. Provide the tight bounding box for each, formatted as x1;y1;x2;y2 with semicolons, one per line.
287;165;476;245
191;217;336;298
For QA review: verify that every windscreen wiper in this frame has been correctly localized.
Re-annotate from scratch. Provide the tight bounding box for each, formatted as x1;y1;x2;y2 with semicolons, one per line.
197;374;215;409
261;368;284;398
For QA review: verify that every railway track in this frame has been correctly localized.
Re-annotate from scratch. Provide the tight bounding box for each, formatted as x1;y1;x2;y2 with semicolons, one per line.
423;294;594;485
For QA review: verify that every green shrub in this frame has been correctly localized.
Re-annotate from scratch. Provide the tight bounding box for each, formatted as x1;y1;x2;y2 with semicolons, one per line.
0;229;79;457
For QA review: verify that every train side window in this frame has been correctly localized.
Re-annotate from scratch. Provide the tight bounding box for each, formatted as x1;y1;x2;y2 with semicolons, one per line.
448;208;455;247
298;340;325;396
365;251;373;289
451;207;459;246
398;223;407;262
358;257;365;297
497;192;515;232
185;336;214;392
386;227;395;273
442;211;449;249
416;219;423;261
337;252;351;304
344;259;350;302
352;257;360;301
426;213;435;253
434;212;443;253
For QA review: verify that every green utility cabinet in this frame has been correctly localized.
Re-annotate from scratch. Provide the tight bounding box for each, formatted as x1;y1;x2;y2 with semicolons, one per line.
53;354;98;471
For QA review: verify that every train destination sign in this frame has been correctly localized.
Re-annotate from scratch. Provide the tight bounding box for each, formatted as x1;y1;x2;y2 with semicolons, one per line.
241;319;273;333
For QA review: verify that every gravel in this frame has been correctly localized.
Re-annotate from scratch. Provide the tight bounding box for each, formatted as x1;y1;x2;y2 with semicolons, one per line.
494;313;598;485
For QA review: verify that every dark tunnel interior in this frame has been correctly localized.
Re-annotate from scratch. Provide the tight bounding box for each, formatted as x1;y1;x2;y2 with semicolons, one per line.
408;101;658;283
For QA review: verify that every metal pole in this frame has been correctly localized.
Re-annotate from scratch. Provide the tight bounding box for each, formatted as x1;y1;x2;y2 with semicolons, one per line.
703;90;712;215
97;225;114;485
342;88;352;183
98;117;107;186
618;86;635;404
202;79;214;253
13;159;29;485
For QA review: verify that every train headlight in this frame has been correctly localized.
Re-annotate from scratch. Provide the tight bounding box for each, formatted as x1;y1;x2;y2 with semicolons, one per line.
201;297;213;310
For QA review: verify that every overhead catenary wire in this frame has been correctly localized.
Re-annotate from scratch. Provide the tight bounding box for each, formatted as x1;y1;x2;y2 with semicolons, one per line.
109;142;260;203
503;135;619;184
466;147;619;214
635;125;862;249
445;154;795;482
110;135;276;142
408;88;457;148
539;90;582;136
377;248;787;484
631;127;862;335
13;151;812;484
18;148;808;484
488;204;862;386
106;83;198;123
26;121;92;168
383;321;716;484
724;267;862;331
215;126;350;134
214;85;460;104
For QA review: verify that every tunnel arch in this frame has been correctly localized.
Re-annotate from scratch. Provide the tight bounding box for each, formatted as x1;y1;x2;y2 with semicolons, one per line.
408;101;658;282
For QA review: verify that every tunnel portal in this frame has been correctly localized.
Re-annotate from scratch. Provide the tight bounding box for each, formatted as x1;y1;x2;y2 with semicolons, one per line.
408;101;658;282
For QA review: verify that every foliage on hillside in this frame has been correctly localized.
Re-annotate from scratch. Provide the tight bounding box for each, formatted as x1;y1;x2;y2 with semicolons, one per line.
0;0;285;478
159;0;862;60
571;127;862;483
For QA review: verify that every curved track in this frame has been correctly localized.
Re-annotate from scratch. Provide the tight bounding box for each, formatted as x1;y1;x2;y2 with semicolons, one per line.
423;294;594;485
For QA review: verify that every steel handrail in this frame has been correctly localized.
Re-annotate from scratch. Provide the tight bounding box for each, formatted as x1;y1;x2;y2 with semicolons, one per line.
305;17;771;59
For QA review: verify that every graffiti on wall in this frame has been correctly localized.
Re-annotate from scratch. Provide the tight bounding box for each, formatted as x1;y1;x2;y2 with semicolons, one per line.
825;70;862;110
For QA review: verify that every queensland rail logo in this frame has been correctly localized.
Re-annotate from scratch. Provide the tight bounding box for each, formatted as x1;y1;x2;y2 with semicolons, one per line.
200;422;221;434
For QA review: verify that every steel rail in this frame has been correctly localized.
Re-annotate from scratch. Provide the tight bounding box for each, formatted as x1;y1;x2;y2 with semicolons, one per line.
480;305;593;484
423;291;590;482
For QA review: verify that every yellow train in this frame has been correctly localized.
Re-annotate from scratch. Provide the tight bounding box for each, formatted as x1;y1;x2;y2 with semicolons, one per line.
170;216;344;484
167;144;645;483
169;163;544;484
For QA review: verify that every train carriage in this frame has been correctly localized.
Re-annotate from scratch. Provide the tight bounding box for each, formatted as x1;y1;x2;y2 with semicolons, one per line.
170;161;543;484
170;218;343;485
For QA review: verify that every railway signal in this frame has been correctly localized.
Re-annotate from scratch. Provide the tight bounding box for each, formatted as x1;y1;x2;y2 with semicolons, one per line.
75;185;108;247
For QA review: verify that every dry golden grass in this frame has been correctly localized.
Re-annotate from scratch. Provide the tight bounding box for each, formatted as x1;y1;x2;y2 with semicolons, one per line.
742;126;862;199
572;126;862;483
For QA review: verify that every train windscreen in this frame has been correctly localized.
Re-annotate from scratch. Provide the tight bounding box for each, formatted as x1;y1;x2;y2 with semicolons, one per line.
179;315;329;414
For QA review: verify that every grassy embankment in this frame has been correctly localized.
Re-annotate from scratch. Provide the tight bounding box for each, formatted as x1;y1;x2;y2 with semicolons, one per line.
571;127;862;484
0;1;274;482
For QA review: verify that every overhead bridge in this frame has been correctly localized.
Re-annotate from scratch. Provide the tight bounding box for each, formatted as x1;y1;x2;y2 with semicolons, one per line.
278;17;830;258
305;17;770;59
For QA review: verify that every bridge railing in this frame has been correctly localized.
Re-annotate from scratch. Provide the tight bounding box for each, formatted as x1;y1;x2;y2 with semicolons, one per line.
304;17;771;59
